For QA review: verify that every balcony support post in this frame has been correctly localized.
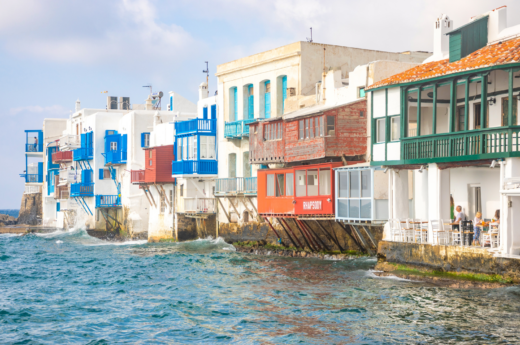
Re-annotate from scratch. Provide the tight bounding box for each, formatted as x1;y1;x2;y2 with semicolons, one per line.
416;87;421;137
464;79;469;131
432;84;437;135
216;197;231;223
246;196;262;222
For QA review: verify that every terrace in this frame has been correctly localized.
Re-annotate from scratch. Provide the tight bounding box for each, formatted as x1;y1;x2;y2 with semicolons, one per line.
177;197;215;214
103;150;127;165
52;150;73;163
172;160;217;176
175;118;216;136
215;177;257;195
73;147;93;161
58;134;81;151
224;119;257;139
96;195;121;208
70;182;94;197
25;130;43;154
130;170;145;184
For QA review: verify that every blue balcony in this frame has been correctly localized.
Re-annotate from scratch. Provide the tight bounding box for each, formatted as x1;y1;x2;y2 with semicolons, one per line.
175;119;216;136
71;183;94;197
216;177;257;195
96;195;121;208
25;130;43;154
172;160;218;175
19;174;43;183
224;119;258;139
73;147;93;161
103;151;127;165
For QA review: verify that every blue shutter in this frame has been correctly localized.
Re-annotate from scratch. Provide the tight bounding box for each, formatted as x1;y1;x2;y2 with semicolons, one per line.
211;104;216;119
82;169;92;184
38;131;43;151
203;107;208;119
282;76;287;114
122;134;127;152
265;81;271;119
88;131;93;148
233;87;237;121
248;88;254;120
170;96;173;111
81;133;86;148
38;162;43;182
99;169;104;180
57;202;60;212
111;168;116;180
141;133;146;147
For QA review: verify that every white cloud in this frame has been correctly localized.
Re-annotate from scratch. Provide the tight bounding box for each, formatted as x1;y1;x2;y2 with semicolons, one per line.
9;105;70;117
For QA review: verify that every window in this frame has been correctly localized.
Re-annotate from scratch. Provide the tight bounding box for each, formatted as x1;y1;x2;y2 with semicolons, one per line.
286;173;294;196
182;137;187;160
110;142;117;151
103;169;111;179
228;153;236;178
266;82;271;93
376;118;385;143
319;169;330;195
267;174;275;196
319;116;324;136
299;120;304;140
296;170;306;196
200;136;215;159
177;138;182;161
390;117;400;141
358;87;366;98
326;116;335;136
337;168;373;220
307;169;318;196
305;119;310;138
169;190;173;213
141;133;150;148
160;190;166;213
315;117;320;137
360;110;365;117
276;174;284;197
310;118;314;138
188;136;197;160
474;102;482;129
180;184;184;197
149;150;153;166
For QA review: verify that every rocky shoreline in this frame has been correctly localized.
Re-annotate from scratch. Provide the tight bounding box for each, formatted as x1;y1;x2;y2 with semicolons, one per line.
234;245;366;261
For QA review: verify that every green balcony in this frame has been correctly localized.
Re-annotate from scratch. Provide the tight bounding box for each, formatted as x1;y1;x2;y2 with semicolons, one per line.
401;127;520;164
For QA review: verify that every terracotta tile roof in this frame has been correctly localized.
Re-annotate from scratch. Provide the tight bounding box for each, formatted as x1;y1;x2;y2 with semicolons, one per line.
366;36;520;91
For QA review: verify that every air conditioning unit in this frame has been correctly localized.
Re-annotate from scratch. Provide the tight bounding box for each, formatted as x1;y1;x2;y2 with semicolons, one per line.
107;96;118;110
119;97;130;110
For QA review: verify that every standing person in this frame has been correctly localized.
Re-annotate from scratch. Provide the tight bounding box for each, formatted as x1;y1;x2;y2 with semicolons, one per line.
473;212;482;246
33;136;38;151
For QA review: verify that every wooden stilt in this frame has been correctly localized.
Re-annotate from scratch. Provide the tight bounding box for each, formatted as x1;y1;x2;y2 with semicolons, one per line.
336;221;365;253
350;224;372;255
276;217;298;249
280;218;304;249
299;220;325;250
360;225;377;249
294;219;318;251
159;184;171;208
216;197;231;223
264;217;282;241
290;218;313;250
315;220;344;252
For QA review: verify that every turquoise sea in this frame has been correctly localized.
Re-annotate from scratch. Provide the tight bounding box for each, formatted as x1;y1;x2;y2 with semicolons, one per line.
1;228;520;344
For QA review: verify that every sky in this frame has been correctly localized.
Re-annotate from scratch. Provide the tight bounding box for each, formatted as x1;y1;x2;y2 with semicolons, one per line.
0;0;518;209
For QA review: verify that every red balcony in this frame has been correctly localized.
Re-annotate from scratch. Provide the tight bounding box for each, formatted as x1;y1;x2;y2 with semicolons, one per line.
52;150;73;163
130;170;145;184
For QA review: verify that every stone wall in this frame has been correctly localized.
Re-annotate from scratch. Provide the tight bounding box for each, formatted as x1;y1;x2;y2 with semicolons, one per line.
378;241;520;281
18;192;42;225
176;213;198;242
218;218;384;253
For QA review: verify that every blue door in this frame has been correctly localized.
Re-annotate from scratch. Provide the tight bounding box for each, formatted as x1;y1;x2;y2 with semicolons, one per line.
248;85;254;119
211;104;216;119
282;76;287;114
264;81;271;119
203;107;208;119
233;87;237;121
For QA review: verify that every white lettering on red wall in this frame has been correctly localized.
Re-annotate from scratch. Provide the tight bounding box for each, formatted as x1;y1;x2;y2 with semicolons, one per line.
303;201;322;210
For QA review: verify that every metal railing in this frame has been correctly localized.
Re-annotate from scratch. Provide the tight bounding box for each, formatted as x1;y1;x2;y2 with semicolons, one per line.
402;127;520;163
96;195;121;208
21;174;43;183
224;119;257;138
70;183;94;197
181;197;215;213
24;185;42;194
215;177;257;195
408;128;417;137
52;150;73;163
73;147;93;161
172;160;218;175
25;143;43;153
175;119;216;136
130;170;145;183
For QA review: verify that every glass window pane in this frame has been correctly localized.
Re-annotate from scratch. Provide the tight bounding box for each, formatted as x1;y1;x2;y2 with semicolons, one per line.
319;168;331;195
276;174;284;197
315;117;320;137
183;137;187;160
208;136;215;159
391;117;400;141
377;118;385;143
339;171;348;198
305;119;309;138
338;199;349;218
327;116;335;136
267;174;274;197
349;171;359;198
177;138;182;161
296;170;306;196
286;173;294;196
307;169;318;196
360;200;371;219
310;118;314;138
361;170;371;198
299;120;304;140
349;199;360;218
407;90;418;137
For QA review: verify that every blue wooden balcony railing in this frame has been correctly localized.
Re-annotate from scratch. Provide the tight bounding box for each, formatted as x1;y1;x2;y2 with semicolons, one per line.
175;119;216;136
96;195;121;208
19;174;43;183
215;177;257;195
73;147;94;161
224;119;258;138
70;183;94;197
25;130;43;153
401;127;520;164
172;160;218;175
103;151;127;165
25;143;43;153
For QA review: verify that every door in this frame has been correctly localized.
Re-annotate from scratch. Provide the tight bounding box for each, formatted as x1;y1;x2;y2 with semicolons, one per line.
243;152;251;178
502;97;518;126
228;153;236;178
457;105;465;131
248;85;254;119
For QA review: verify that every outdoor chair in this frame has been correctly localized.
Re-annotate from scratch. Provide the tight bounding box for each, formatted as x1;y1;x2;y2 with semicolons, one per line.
403;219;415;243
489;222;500;248
431;220;447;245
461;220;474;246
388;219;402;242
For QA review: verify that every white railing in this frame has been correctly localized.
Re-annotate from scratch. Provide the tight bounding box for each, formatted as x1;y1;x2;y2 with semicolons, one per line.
24;185;42;194
59;135;81;149
60;198;78;210
180;197;215;214
59;168;77;183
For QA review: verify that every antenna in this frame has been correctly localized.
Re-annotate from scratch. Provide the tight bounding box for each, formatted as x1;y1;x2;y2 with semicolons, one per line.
203;61;209;87
142;85;152;94
306;27;313;43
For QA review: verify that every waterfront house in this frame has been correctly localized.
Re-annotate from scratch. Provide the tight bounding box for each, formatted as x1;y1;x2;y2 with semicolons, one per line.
365;6;520;255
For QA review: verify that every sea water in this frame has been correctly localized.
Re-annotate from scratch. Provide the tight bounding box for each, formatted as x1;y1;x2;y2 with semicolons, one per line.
1;229;520;344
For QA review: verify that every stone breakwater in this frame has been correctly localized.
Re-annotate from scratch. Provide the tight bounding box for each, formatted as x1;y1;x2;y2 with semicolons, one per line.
234;245;366;261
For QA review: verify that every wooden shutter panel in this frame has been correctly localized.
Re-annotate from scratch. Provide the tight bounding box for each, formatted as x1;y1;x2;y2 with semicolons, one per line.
99;169;104;180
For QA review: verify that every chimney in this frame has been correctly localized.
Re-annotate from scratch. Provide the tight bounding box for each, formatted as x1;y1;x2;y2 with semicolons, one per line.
433;14;453;58
75;99;81;112
488;6;508;42
119;97;130;110
107;96;118;110
145;95;153;110
199;82;208;100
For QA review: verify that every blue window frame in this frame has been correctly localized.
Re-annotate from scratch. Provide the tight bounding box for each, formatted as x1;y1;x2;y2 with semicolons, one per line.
264;81;271;119
282;76;287;114
248;85;254;119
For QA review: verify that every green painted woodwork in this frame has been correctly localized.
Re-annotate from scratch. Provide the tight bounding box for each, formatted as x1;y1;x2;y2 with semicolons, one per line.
432;84;437;135
448;16;488;62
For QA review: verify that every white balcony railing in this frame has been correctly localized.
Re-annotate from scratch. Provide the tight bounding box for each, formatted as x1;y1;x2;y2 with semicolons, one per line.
60;198;78;210
24;185;42;194
59;135;81;150
179;197;215;214
59;168;78;184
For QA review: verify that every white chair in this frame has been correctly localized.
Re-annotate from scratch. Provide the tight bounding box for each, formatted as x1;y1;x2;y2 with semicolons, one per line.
481;228;491;248
489;223;500;248
402;219;415;243
388;219;402;242
431;219;448;245
450;221;462;246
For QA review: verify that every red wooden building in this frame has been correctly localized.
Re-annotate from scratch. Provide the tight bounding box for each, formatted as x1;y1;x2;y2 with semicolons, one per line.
257;162;344;217
131;145;175;185
250;99;367;165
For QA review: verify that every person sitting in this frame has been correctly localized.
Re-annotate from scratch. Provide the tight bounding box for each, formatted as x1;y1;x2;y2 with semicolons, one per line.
473;212;482;246
493;209;500;224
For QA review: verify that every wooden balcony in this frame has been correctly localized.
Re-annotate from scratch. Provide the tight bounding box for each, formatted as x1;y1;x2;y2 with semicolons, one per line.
172;160;217;176
52;150;73;163
96;195;121;208
175;119;216;136
224;119;258;139
130;170;145;184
